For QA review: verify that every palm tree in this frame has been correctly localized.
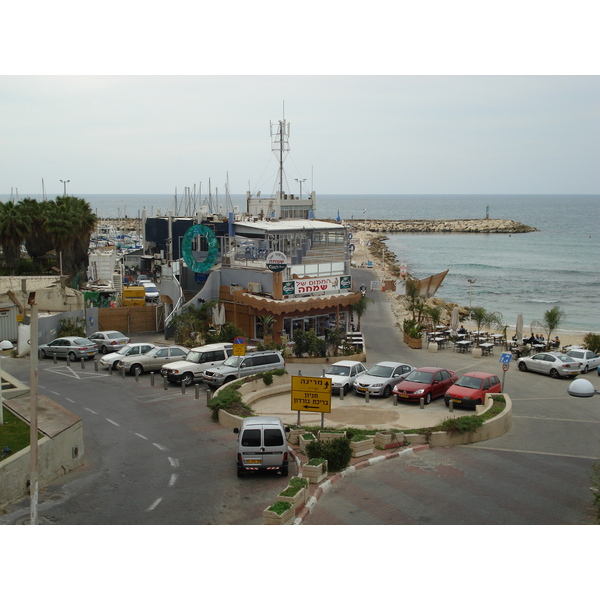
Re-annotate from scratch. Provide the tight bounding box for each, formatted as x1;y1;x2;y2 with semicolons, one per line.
471;306;503;346
0;201;31;273
19;198;54;266
351;295;372;331
532;306;566;346
403;277;425;324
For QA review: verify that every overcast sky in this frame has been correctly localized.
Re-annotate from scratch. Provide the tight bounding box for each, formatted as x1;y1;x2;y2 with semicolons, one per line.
2;3;599;198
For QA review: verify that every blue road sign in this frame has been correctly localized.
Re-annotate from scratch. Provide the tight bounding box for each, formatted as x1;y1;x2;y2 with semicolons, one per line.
233;336;245;344
499;352;512;364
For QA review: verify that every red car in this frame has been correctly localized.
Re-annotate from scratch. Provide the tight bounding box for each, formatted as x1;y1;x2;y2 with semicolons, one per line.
444;371;502;409
393;367;458;404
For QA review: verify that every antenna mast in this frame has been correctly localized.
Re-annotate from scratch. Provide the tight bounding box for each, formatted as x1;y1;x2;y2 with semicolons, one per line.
270;110;290;200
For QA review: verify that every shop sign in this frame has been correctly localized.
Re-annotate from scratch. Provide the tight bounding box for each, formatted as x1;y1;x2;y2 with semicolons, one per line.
266;251;288;272
282;276;348;296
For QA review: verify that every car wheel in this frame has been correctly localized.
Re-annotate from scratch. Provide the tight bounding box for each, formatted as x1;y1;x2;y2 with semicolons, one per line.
224;376;236;385
383;385;392;398
237;468;245;478
131;364;143;377
68;352;77;362
424;393;432;405
550;369;560;379
518;362;528;372
100;345;108;354
182;372;194;387
583;365;589;374
39;349;47;359
280;466;289;477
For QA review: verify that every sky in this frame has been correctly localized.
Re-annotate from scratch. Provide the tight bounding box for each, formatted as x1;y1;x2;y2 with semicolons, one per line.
2;2;598;199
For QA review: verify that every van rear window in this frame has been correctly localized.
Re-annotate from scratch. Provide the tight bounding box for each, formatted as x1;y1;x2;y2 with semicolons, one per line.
241;429;261;447
264;428;284;446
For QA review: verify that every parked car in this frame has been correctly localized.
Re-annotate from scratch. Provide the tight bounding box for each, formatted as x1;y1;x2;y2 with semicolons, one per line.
204;350;285;389
444;371;502;409
99;342;157;370
393;367;458;404
38;337;98;361
116;345;188;376
161;343;233;385
88;330;131;354
353;362;414;398
566;349;600;374
141;281;160;303
324;360;367;395
517;352;581;379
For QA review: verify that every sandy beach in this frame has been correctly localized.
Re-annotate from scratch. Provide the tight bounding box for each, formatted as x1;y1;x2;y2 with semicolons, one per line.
353;229;585;349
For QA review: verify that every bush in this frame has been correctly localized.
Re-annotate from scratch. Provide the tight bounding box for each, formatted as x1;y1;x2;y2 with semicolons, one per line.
262;371;273;386
58;317;86;337
584;333;600;353
306;437;353;472
438;415;485;435
206;383;253;421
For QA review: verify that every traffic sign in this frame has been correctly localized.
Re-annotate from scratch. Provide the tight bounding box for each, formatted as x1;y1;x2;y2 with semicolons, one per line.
499;352;512;364
291;376;332;413
233;336;246;356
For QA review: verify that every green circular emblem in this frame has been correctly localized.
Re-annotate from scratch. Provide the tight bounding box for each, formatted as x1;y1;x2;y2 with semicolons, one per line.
182;224;219;273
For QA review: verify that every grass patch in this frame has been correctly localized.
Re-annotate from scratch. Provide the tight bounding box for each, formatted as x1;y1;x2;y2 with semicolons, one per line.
266;500;292;515
279;477;308;497
0;407;42;460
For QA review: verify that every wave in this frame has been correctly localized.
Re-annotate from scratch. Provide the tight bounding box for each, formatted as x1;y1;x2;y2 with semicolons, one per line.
526;298;563;304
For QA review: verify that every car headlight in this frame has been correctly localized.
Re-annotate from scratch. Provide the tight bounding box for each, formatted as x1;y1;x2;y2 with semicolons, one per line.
371;383;383;388
415;389;425;395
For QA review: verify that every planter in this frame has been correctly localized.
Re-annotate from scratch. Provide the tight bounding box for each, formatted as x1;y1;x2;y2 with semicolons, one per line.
350;437;375;458
303;459;328;484
318;430;346;442
287;428;306;445
428;341;438;353
276;477;309;511
299;433;316;452
472;346;483;358
263;502;295;525
404;332;422;349
374;430;405;449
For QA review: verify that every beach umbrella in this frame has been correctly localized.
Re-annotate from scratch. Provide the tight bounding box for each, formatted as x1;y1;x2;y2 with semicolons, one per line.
218;302;226;326
515;313;523;342
450;306;459;335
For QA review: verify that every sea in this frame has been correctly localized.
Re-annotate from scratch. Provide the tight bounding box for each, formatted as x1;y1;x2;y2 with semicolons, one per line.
2;192;599;336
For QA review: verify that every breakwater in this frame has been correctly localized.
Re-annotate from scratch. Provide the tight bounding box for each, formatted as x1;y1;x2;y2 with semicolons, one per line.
347;218;537;234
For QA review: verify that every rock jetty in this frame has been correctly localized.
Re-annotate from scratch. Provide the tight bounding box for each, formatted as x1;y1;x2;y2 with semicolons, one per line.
348;218;537;234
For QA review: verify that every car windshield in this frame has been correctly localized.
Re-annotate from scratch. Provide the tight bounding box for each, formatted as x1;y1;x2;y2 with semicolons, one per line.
455;376;483;389
557;354;573;362
327;366;350;376
144;286;158;292
186;351;202;363
405;370;434;384
116;345;133;355
367;365;394;378
222;356;241;367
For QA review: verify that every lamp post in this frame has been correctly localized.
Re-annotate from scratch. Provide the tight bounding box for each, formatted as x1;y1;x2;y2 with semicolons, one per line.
295;178;306;200
467;279;476;321
60;179;70;196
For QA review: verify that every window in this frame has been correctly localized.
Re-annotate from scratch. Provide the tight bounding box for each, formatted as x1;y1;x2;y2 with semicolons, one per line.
156;349;168;357
264;428;284;446
241;429;261;447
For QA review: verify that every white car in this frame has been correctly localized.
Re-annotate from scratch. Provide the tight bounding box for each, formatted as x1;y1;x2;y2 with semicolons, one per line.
142;281;160;303
324;360;367;395
517;352;581;379
566;349;600;374
99;342;157;370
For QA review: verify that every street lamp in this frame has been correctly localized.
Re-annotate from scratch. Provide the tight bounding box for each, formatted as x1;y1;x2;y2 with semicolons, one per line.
60;179;70;196
295;178;306;200
467;279;476;321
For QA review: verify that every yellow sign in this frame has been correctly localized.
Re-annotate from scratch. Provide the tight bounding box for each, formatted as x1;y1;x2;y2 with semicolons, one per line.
291;376;332;413
233;344;246;356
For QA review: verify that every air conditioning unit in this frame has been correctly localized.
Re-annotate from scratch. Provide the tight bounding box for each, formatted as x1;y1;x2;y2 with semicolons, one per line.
248;282;262;294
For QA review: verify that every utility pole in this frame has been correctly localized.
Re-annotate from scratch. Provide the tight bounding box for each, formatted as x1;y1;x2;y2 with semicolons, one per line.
28;292;39;525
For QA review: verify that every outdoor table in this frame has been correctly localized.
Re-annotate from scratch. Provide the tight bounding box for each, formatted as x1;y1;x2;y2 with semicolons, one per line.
434;336;447;349
480;342;494;356
455;340;471;353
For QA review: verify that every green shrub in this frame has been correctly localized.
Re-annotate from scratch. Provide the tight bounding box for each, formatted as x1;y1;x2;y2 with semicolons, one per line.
267;500;292;515
262;371;273;386
584;333;600;354
206;383;253;421
306;437;353;472
590;462;600;524
279;477;308;497
438;415;485;435
58;316;86;337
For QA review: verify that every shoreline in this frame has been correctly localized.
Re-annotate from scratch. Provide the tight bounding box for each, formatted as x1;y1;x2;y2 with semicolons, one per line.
352;229;587;349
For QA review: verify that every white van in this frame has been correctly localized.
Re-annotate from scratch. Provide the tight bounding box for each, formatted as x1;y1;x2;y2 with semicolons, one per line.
142;281;160;303
233;417;290;478
161;343;233;386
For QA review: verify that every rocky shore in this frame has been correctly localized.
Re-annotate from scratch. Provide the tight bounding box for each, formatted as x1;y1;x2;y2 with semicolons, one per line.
348;218;537;234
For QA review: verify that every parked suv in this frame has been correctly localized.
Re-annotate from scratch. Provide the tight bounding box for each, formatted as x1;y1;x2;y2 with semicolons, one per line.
161;343;233;386
204;350;285;389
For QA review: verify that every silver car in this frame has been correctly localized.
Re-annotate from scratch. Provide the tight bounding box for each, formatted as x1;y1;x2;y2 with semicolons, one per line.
517;352;581;379
88;330;131;354
99;342;157;370
324;360;367;395
353;361;414;398
566;349;600;374
116;345;188;376
38;336;98;361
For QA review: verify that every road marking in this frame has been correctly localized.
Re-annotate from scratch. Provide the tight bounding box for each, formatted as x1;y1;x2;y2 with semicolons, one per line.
168;457;179;468
147;498;162;511
513;415;600;424
470;445;598;461
84;407;98;414
153;443;168;451
65;398;76;404
106;418;120;427
168;474;178;487
134;432;148;440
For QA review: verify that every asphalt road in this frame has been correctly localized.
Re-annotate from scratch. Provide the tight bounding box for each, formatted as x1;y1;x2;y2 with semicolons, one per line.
1;267;599;525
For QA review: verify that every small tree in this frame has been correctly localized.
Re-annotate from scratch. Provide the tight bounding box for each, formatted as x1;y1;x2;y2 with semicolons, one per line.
423;305;442;330
351;295;372;331
471;307;503;346
403;278;425;325
532;306;566;344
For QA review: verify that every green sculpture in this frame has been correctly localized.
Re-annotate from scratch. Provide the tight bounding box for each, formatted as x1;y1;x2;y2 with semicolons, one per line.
182;224;219;273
